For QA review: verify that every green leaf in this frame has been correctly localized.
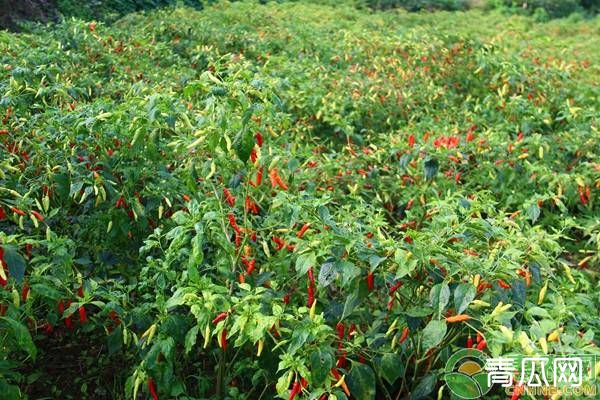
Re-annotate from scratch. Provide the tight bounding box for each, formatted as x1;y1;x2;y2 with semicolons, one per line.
422;320;447;351
318;262;336;287
336;261;360;286
527;203;540;224
1;246;26;283
347;363;376;400
310;348;334;385
410;374;437;399
341;291;360;320
1;317;37;360
184;326;199;355
429;282;450;318
378;353;404;384
295;252;316;275
234;128;254;163
444;372;481;399
454;283;476;314
424;157;439;180
107;325;123;356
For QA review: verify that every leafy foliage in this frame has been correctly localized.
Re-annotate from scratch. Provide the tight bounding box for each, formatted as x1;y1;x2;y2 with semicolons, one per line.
0;1;599;399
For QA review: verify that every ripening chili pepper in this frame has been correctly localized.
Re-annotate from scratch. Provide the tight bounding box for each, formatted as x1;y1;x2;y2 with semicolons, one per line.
182;194;191;202
336;322;345;340
269;169;288;190
288;381;300;400
466;335;473;348
255;132;263;147
212;312;229;325
21;282;29;302
148;378;159;400
238;273;246;283
399;327;410;344
78;306;88;324
221;329;228;352
307;283;315;307
497;279;511;289
446;314;471;323
476;340;487;351
223;188;236;207
297;223;310;239
10;206;26;216
307;267;315;285
366;272;374;291
389;281;403;295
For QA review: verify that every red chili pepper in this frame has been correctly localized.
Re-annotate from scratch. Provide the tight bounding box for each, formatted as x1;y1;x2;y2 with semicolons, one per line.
476;340;487;351
221;329;228;352
250;148;258;163
234;231;241;248
272;236;285;251
476;332;483;344
245;196;260;215
300;378;308;389
148;378;159;400
336;352;347;368
466;335;473;348
255;132;263;147
65;300;73;329
269;169;288;190
242;257;256;275
223;188;236;207
307;267;315;285
78;306;87;324
348;323;356;337
399;327;410;344
255;166;263;186
21;282;30;302
0;207;5;220
288;381;300;400
406;198;414;210
212;312;229;325
497;279;511;289
336;322;345;340
297;223;310;239
389;281;403;295
228;213;241;233
307;283;315;307
408;134;415;148
387;298;395;311
115;196;124;209
283;294;290;304
10;206;26;216
366;272;374;291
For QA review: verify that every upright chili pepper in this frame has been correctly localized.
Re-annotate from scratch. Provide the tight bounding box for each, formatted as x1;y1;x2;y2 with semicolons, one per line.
307;267;315;285
399;326;410;344
148;378;159;400
78;306;88;324
288;381;300;400
336;322;345;340
366;272;374;291
21;282;30;302
228;213;241;234
307;283;315;307
223;188;236;207
272;236;285;251
221;329;228;352
297;223;310;239
255;132;263;147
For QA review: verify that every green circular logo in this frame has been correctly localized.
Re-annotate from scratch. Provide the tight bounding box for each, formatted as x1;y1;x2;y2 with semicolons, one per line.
444;348;492;399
